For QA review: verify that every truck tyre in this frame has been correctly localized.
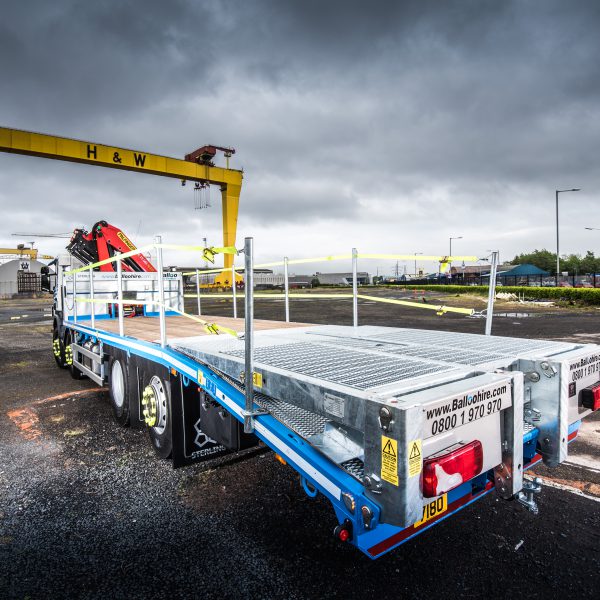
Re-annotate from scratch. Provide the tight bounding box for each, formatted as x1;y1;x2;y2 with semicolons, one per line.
65;330;86;380
143;374;173;459
53;326;67;369
108;355;130;426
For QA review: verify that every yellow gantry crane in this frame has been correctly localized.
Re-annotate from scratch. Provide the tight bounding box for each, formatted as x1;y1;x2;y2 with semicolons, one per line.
0;247;54;260
0;126;243;283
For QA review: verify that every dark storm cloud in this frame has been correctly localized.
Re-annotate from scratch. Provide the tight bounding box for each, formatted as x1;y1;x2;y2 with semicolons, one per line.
1;0;600;260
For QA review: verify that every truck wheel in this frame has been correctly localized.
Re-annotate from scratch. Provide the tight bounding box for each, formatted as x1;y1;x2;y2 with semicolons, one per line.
65;331;85;380
53;327;67;369
143;375;172;458
108;355;130;426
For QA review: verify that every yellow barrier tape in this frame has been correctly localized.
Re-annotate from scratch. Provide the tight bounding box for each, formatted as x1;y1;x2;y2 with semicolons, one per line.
182;253;480;276
154;244;237;253
65;242;239;276
202;246;239;264
357;254;478;261
183;292;473;315
182;266;243;276
183;293;354;299
75;298;238;337
357;294;474;316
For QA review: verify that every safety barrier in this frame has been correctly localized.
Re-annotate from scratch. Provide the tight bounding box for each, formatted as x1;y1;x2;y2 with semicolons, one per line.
64;241;499;348
64;239;240;345
182;247;497;328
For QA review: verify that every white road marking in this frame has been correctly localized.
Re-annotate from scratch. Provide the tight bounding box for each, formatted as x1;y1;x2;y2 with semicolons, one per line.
564;455;600;474
537;477;600;503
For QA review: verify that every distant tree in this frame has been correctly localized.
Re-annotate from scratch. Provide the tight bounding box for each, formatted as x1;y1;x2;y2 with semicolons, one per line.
310;277;320;288
512;248;600;275
580;250;600;274
512;249;556;273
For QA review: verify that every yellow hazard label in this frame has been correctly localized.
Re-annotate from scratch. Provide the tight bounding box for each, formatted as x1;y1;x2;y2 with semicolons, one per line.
408;439;422;478
198;370;206;386
381;436;399;486
253;372;263;388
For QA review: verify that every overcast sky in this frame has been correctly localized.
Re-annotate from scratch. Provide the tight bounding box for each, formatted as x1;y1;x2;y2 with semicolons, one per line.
1;0;599;275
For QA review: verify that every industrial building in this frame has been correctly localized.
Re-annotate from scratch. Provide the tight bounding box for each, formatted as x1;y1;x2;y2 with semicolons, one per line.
0;258;52;297
313;271;370;285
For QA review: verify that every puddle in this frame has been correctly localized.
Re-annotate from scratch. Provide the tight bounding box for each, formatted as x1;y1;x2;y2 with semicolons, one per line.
493;312;533;318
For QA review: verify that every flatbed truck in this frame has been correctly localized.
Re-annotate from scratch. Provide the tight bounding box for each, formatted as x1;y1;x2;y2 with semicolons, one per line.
51;239;600;559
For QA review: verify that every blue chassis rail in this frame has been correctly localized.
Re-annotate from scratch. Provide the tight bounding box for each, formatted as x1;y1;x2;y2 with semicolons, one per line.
66;320;581;559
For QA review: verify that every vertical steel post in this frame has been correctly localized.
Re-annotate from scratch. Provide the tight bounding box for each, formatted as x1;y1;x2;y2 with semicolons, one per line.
89;269;95;329
284;256;290;323
195;268;201;316
244;237;254;433
352;247;358;328
73;269;78;324
155;236;167;348
117;258;124;337
555;190;560;286
485;251;499;336
232;264;237;319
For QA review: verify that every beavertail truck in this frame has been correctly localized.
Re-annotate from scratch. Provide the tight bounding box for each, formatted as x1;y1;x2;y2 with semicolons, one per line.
51;238;600;559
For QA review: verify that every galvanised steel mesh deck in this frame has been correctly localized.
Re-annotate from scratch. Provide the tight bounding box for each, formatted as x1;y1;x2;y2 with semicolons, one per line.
221;341;455;390
172;325;559;482
306;325;577;368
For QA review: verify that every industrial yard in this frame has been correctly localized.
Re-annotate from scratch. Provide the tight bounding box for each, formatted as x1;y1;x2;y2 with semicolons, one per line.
2;2;600;598
1;295;598;598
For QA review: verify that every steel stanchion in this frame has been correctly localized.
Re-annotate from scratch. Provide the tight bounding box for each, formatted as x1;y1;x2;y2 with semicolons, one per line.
90;270;95;329
196;268;201;316
352;247;358;328
155;237;167;347
117;258;124;337
243;237;255;432
485;251;499;336
232;264;237;319
284;256;290;323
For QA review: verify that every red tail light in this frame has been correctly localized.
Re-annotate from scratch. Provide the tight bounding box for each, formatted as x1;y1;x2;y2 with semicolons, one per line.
423;440;484;498
580;383;600;411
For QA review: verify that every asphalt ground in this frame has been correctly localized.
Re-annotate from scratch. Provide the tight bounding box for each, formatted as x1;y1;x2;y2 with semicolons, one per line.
1;293;599;599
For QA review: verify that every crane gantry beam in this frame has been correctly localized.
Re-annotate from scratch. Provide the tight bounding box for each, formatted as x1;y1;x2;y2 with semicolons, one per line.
0;127;243;272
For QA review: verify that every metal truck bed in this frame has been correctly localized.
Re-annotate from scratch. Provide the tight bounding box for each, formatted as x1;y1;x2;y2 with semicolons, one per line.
170;324;600;528
66;309;600;557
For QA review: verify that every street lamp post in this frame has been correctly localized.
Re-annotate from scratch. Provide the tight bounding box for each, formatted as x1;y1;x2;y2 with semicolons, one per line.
413;252;423;276
449;236;462;258
555;189;580;281
449;236;462;280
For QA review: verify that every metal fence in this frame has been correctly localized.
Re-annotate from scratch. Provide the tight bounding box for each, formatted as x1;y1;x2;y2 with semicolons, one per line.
394;274;600;288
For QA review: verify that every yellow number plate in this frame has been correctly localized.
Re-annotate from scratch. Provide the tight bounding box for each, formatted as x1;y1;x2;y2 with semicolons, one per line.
414;494;448;528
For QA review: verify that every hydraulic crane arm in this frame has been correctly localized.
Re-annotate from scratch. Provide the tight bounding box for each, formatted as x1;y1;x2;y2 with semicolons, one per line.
67;221;156;272
0;127;243;270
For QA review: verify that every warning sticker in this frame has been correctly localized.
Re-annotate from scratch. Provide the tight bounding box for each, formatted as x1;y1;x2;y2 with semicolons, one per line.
381;436;399;486
324;393;345;418
407;439;422;478
252;371;263;388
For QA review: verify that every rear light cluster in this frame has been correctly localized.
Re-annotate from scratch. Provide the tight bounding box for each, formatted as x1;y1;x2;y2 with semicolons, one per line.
580;383;600;411
423;440;483;498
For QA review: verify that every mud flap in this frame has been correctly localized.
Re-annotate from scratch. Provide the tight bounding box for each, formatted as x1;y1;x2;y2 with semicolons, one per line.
170;371;231;468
